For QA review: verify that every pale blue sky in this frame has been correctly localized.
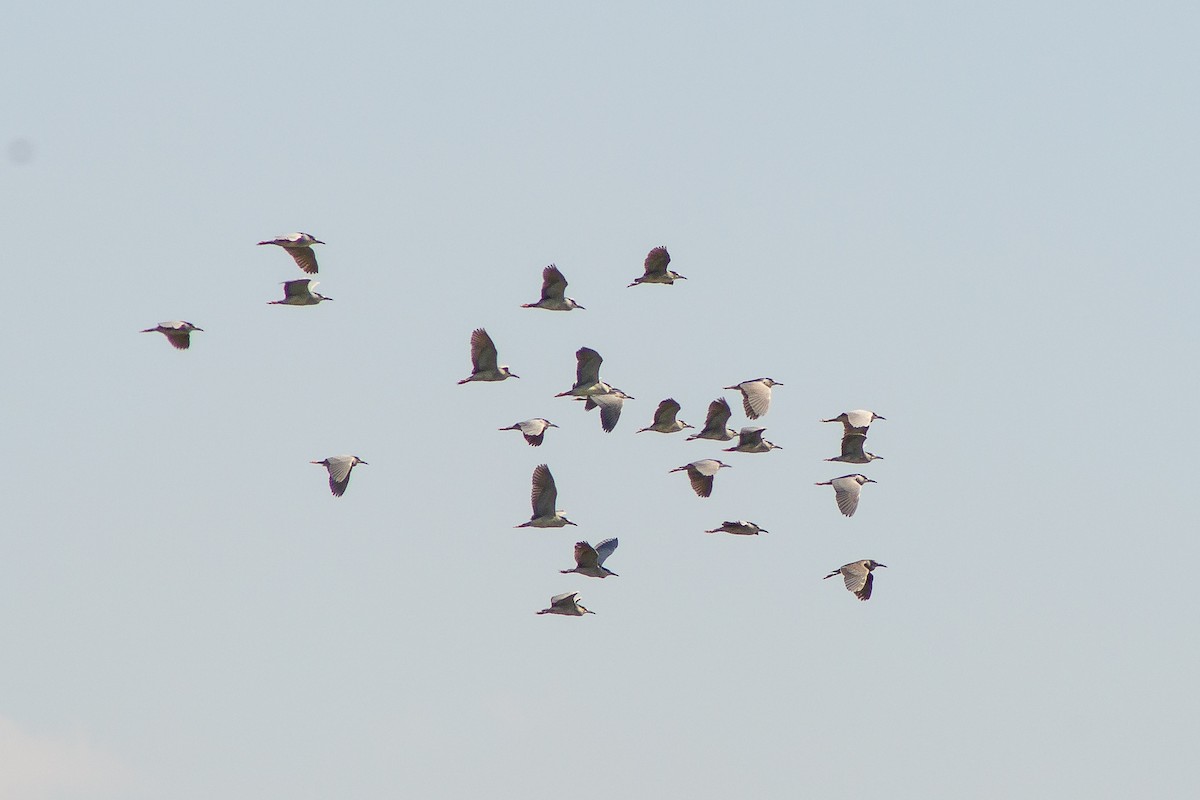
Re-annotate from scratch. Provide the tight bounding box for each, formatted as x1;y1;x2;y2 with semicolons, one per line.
3;2;1199;798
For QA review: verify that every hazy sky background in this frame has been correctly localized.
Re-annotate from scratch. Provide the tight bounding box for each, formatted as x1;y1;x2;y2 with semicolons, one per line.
3;2;1199;798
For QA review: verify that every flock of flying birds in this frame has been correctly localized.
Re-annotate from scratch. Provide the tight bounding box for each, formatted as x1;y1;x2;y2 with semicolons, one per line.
141;236;889;614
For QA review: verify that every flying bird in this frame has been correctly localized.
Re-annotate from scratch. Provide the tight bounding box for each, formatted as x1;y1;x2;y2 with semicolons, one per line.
574;388;633;433
311;455;368;497
724;378;783;419
516;464;576;528
669;459;733;498
686;398;737;442
825;432;883;464
637;398;692;434
459;328;519;383
705;520;768;536
268;279;332;306
141;320;203;350
536;591;594;616
723;426;782;453
555;347;609;397
824;559;887;601
257;232;324;274
628;246;686;287
560;539;619;578
822;409;886;434
815;474;877;517
499;418;558;447
522;264;584;311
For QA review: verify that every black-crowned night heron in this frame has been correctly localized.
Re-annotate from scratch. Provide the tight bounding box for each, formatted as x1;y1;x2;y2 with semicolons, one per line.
687;398;737;442
822;409;886;434
257;232;324;274
268;279;332;306
723;426;782;453
669;459;733;498
536;591;594;616
724;378;782;419
521;264;584;311
705;520;767;536
637;398;692;434
458;328;519;384
555;347;609;398
560;539;618;578
815;474;876;517
141;320;203;350
825;432;883;464
824;560;887;601
499;418;558;447
628;246;685;287
574;389;633;433
311;455;368;497
516;464;576;528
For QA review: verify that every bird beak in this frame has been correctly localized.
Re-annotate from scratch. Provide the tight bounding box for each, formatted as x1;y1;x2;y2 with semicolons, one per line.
876;415;886;420
867;478;877;483
315;240;326;245
877;564;888;568
195;327;205;332
567;520;578;526
510;374;521;379
549;423;559;428
576;304;586;310
359;461;369;466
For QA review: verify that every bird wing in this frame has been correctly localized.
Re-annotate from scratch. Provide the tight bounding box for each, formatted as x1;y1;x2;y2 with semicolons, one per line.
688;469;715;498
739;427;765;447
523;429;545;447
573;541;599;569
701;398;732;434
531;464;558;517
164;331;191;350
550;591;578;608
856;573;875;601
287;245;319;274
593;538;618;565
739;382;772;419
518;419;547;446
575;347;603;387
832;478;862;517
541;264;568;301
593;393;624;432
643;246;670;276
323;456;356;497
470;328;499;373
840;562;870;594
845;410;876;430
653;398;681;427
282;279;315;298
840;433;868;461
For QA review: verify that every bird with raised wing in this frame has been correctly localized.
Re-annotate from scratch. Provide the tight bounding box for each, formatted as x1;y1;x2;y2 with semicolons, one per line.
499;418;558;447
724;378;782;419
522;264;584;311
536;591;594;616
822;409;886;435
705;520;768;536
628;246;686;287
459;328;519;383
637;398;692;434
560;539;619;578
268;279;332;306
311;455;368;497
555;347;609;397
574;388;633;433
141;321;203;350
670;459;733;498
257;232;324;274
686;398;737;442
815;474;876;517
723;426;782;454
825;432;883;464
516;464;576;528
824;560;887;601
